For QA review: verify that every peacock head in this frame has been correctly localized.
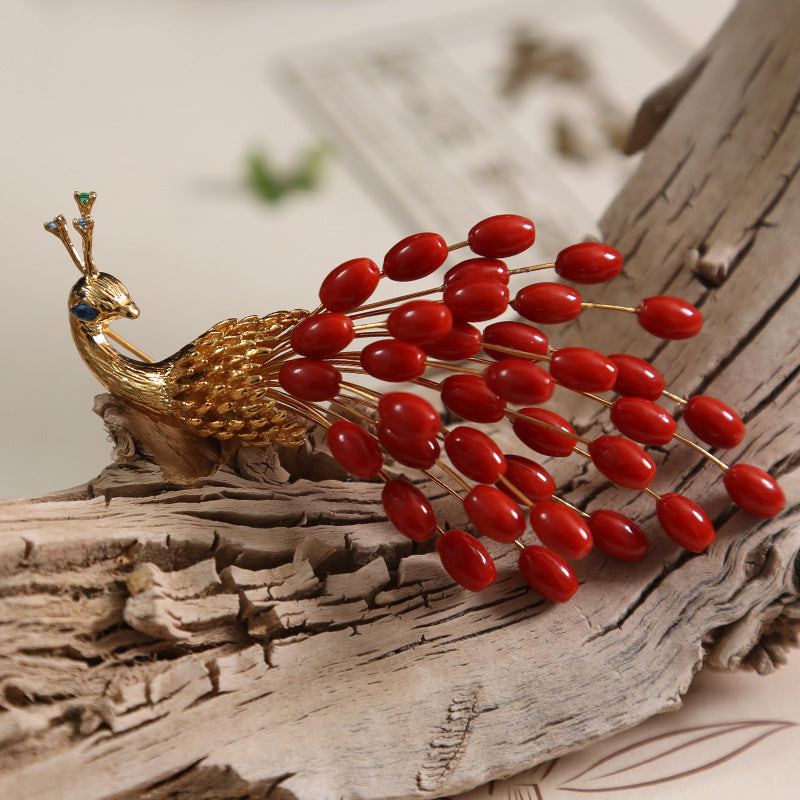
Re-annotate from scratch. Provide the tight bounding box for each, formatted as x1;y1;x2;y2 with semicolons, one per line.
45;191;139;327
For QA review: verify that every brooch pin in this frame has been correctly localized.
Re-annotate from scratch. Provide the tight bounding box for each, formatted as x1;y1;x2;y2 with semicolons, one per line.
45;191;786;601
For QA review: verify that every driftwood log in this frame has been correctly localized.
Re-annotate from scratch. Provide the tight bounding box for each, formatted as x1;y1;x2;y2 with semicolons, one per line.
1;2;799;798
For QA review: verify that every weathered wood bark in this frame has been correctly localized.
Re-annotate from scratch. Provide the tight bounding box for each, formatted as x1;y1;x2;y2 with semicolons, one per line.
1;2;799;798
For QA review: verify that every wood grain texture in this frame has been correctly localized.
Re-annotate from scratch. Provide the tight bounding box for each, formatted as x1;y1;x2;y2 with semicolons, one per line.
1;2;799;798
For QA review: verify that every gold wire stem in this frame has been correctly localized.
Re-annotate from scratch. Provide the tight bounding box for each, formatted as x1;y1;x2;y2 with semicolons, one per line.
673;433;729;470
103;326;154;363
642;486;661;500
435;457;472;494
581;302;638;313
448;240;469;251
422;469;464;502
551;495;590;519
413;376;442;391
425;360;483;375
496;474;534;507
582;391;613;407
353;322;388;332
327;398;378;428
513;539;526;551
504;408;591;445
508;261;556;276
663;391;687;404
349;285;443;317
269;392;332;429
480;342;550;362
339;381;383;401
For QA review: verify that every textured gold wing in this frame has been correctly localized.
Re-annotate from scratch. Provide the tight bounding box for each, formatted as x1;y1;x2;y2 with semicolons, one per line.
166;310;310;447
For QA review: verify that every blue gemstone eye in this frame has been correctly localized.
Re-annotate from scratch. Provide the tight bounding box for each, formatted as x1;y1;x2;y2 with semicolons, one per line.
70;303;100;321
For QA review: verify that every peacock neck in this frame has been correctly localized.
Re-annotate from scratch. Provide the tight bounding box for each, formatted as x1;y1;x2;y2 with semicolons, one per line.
70;317;171;418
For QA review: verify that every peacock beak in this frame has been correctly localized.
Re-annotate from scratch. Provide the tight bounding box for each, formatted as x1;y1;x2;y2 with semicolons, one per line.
125;302;140;319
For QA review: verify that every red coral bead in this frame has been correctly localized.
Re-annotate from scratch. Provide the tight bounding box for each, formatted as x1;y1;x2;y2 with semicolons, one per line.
529;502;593;559
468;214;535;258
444;426;507;483
440;374;506;423
387;300;453;345
637;296;703;339
512;407;577;457
278;358;341;402
512;282;582;324
443;278;509;322
549;347;617;393
464;485;525;543
382;479;437;541
319;257;380;313
422;320;482;361
588;510;648;561
498;454;555;503
444;257;509;286
482;321;549;361
327;420;383;478
377;424;440;469
682;395;745;449
656;493;715;552
518;545;578;602
610;397;677;446
484;359;554;405
554;242;623;284
589;435;656;490
289;313;354;358
723;464;786;518
377;392;440;440
436;530;497;592
383;232;448;282
360;340;426;382
609;353;665;400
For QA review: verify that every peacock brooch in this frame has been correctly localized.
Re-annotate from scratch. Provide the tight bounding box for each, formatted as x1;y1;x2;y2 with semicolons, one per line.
45;191;786;602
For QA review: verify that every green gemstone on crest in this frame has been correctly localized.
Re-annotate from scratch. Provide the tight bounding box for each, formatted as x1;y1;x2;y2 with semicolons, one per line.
77;192;92;205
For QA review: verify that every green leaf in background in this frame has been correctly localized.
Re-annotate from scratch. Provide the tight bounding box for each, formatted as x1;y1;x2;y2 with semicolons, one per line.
245;144;330;205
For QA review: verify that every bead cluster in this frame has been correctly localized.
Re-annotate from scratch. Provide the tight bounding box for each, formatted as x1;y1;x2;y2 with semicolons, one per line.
269;214;785;601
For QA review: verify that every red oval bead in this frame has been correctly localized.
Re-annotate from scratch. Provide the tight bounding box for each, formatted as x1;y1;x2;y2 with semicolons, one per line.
529;502;593;559
610;397;677;445
377;392;440;440
444;426;507;483
422;320;482;361
387;300;453;345
444;257;510;286
609;354;665;400
436;530;497;592
518;545;578;603
377;424;440;469
319;257;380;313
440;374;505;423
498;454;555;503
443;278;509;322
278;358;341;402
588;510;648;561
289;313;354;358
637;296;703;339
382;479;437;541
482;321;549;361
512;407;577;457
549;347;617;393
682;395;745;449
383;232;448;282
656;493;715;552
468;214;535;258
723;464;786;518
484;359;554;405
588;435;656;490
327;420;383;478
512;282;582;324
464;485;525;544
555;242;623;284
360;340;426;382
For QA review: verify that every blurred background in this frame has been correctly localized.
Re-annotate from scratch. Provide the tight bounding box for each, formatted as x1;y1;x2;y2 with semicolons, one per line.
0;0;733;500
